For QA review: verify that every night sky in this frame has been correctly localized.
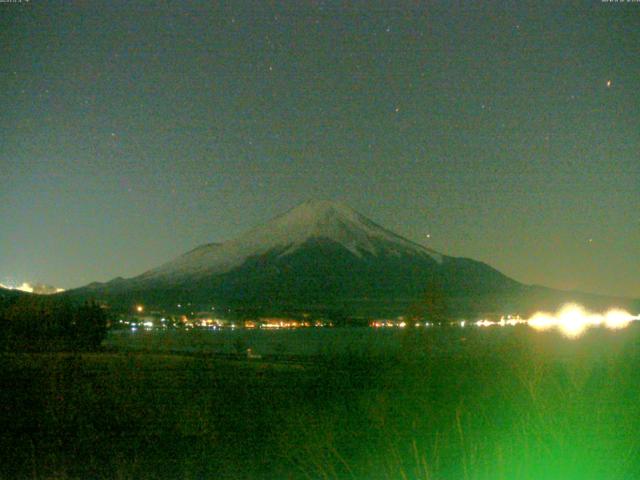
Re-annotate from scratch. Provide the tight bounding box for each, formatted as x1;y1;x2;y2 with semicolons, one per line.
1;1;638;298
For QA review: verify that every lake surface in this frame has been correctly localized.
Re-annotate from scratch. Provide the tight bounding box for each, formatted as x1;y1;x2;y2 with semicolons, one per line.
104;323;640;357
106;327;411;356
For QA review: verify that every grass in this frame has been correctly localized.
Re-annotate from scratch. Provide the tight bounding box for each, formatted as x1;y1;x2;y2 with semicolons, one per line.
2;325;640;479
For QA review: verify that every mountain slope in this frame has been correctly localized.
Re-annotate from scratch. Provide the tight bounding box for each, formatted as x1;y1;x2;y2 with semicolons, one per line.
137;200;443;282
71;200;635;316
0;286;30;310
73;201;520;314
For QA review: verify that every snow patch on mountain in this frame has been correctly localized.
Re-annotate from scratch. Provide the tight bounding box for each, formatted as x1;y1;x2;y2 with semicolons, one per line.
139;200;442;280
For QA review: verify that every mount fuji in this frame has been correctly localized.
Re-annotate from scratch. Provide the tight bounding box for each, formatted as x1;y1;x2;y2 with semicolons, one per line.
140;200;444;281
70;200;634;317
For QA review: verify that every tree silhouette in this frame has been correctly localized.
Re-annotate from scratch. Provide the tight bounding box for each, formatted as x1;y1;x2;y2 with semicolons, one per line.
408;276;449;324
0;297;107;351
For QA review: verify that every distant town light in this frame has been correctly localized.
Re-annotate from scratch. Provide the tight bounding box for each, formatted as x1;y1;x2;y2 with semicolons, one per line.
604;309;634;330
528;304;639;338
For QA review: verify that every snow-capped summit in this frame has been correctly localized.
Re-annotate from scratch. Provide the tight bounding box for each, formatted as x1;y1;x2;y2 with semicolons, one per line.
140;200;442;281
243;200;441;259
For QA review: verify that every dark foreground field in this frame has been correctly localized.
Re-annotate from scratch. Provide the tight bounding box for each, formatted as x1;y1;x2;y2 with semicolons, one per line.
2;326;640;479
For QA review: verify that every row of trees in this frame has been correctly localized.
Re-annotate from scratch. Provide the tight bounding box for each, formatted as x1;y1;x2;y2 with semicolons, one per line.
0;295;107;351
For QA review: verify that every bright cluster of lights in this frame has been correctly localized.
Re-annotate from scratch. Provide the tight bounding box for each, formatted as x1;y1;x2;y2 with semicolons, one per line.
370;320;434;328
471;305;639;338
0;282;33;292
527;304;639;338
0;281;64;294
473;315;527;328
